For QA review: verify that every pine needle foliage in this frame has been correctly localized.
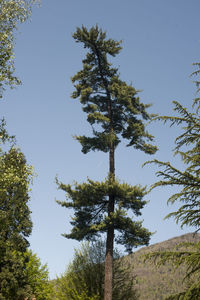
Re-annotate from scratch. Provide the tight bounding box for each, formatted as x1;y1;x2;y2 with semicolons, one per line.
57;178;150;253
144;63;200;299
145;100;200;229
71;26;157;155
57;25;157;300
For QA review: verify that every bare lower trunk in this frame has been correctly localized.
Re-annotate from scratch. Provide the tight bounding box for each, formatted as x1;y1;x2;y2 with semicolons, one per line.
104;219;114;300
104;144;115;300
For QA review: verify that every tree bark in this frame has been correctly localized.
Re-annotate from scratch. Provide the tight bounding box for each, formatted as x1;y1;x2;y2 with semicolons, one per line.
104;208;114;300
104;139;115;300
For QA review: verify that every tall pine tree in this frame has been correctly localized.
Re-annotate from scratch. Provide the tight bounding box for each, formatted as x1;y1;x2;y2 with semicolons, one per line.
57;25;157;300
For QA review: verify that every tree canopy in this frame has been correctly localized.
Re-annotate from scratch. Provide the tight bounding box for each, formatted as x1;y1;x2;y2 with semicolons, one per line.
71;26;157;156
24;249;53;300
57;178;151;252
0;124;34;300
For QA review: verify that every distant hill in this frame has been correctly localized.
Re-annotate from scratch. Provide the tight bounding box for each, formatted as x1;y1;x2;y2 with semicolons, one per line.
124;233;200;300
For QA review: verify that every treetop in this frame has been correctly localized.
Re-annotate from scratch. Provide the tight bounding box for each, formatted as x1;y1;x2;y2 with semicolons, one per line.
71;25;157;156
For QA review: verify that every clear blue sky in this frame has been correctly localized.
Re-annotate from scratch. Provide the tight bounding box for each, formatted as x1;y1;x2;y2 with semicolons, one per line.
1;0;200;279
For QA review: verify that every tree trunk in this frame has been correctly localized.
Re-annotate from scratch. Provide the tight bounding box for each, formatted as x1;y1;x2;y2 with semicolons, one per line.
96;45;115;299
104;214;114;300
104;142;115;300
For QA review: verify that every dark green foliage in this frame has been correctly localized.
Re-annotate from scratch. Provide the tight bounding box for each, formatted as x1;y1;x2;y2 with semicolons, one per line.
57;178;151;253
57;25;157;250
0;129;34;300
57;25;157;299
0;249;52;300
145;67;200;230
71;26;157;155
0;147;33;249
144;63;200;299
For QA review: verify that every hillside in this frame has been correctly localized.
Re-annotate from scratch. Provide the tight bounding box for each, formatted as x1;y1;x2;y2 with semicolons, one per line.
124;233;200;300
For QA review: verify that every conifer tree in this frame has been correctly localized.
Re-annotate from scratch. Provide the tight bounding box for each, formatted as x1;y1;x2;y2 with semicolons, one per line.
57;25;157;300
144;63;200;299
145;63;200;231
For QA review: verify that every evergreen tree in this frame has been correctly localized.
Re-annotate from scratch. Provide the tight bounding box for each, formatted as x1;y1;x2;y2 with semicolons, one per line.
57;25;157;300
146;63;200;231
0;126;34;300
144;63;200;299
